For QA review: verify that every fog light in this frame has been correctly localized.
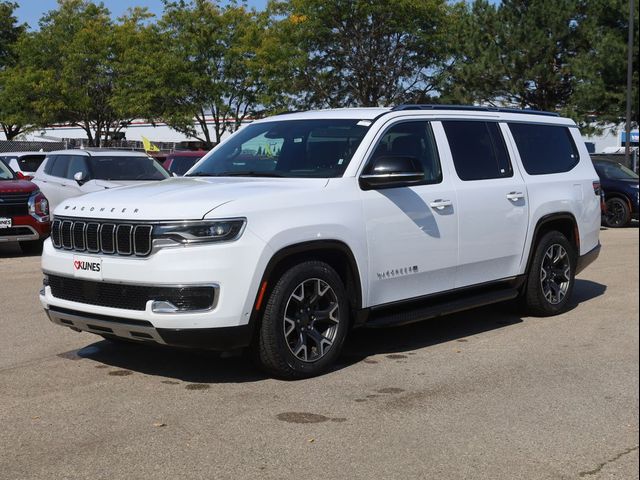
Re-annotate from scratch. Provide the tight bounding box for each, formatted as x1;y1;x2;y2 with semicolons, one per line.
151;300;179;313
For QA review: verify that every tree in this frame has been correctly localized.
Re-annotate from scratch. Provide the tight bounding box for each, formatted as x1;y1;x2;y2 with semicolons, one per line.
442;0;588;113
13;1;162;146
158;0;267;147
267;0;451;108
571;0;639;129
0;1;29;140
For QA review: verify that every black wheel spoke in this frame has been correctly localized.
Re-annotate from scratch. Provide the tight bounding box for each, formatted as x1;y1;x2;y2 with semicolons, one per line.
283;277;340;363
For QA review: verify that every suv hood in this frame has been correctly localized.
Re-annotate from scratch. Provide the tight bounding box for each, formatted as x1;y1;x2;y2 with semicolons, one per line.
0;179;38;194
53;177;328;220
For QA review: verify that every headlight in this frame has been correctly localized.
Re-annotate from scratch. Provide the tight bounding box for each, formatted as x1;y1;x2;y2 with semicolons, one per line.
153;219;246;244
28;191;50;222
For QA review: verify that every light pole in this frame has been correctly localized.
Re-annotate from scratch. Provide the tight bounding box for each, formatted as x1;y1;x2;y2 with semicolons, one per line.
624;0;635;165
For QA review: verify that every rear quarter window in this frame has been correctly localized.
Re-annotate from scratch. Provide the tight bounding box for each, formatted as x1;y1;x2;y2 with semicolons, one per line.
508;123;579;175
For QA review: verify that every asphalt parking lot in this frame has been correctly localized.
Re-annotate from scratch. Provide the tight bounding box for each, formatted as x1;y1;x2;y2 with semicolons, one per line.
0;227;638;480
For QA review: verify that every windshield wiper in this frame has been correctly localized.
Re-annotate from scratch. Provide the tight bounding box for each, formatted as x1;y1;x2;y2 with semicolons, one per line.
185;172;215;177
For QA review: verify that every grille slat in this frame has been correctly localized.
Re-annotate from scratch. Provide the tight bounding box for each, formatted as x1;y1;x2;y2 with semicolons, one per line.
116;225;133;255
47;275;215;311
61;221;73;249
52;218;153;257
72;222;86;251
51;219;62;247
86;223;100;252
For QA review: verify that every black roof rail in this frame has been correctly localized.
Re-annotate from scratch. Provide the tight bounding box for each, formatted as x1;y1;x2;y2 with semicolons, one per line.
391;104;560;117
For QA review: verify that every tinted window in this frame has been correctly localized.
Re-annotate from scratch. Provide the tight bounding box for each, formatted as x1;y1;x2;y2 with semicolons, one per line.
18;154;46;172
49;155;71;178
43;156;55;175
509;123;579;175
88;156;169;181
67;156;90;180
168;156;202;176
365;121;442;183
0;159;15;180
594;160;639;180
442;121;512;181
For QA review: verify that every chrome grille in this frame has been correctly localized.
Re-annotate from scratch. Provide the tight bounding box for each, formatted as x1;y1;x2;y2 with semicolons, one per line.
51;218;153;257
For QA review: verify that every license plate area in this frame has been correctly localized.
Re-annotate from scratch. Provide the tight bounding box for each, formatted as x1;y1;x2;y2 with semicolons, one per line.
72;255;103;280
0;218;12;229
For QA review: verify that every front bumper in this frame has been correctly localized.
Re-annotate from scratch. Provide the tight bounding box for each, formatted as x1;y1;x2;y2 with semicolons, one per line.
45;305;252;350
0;215;50;243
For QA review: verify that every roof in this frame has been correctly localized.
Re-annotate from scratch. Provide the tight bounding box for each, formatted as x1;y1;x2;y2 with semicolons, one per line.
0;151;48;157
44;149;150;157
252;106;574;126
256;108;391;122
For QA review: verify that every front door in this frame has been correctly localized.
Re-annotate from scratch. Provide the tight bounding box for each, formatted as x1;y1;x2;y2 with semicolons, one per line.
360;120;459;307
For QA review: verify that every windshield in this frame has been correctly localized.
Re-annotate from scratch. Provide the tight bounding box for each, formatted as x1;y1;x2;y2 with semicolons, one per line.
594;161;639;180
88;156;169;181
169;155;203;176
187;119;371;178
0;160;15;180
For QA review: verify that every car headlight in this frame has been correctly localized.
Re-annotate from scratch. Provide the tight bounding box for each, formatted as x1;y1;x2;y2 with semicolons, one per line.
153;219;246;244
28;190;50;223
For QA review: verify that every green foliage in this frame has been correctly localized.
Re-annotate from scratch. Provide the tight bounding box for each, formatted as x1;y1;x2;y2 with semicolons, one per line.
0;0;636;142
267;0;451;108
0;0;28;139
571;0;639;130
157;0;268;147
443;0;588;112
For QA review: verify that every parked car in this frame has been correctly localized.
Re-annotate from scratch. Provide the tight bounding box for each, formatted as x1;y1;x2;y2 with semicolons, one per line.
592;159;639;227
163;150;207;176
40;105;601;379
0;158;50;254
32;149;171;210
0;151;48;180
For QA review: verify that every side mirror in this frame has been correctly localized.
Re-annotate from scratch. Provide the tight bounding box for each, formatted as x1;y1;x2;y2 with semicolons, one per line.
16;171;26;180
359;155;425;190
73;171;87;186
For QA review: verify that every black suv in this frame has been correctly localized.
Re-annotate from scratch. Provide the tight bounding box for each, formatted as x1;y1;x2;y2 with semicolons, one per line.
593;159;639;227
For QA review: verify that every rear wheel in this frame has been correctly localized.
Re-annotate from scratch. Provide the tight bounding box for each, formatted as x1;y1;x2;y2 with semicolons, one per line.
523;231;576;316
603;197;631;228
19;239;43;255
256;261;349;379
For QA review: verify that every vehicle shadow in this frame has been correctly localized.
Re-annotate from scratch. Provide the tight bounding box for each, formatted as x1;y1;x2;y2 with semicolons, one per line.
0;243;40;258
74;279;606;383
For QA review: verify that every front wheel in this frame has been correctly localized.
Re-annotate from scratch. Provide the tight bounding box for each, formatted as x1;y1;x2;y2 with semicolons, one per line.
256;261;349;379
523;231;576;316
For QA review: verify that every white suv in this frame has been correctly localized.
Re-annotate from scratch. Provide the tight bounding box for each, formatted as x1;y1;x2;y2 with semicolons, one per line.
32;149;170;211
40;106;601;378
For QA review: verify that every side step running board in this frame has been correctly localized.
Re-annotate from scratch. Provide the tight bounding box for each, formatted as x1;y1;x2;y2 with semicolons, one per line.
365;287;519;328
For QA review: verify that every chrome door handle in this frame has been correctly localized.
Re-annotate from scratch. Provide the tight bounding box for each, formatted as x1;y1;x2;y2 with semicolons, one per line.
506;191;525;201
429;199;453;210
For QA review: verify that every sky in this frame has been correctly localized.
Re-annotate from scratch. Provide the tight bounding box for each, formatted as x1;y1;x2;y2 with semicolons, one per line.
15;0;269;29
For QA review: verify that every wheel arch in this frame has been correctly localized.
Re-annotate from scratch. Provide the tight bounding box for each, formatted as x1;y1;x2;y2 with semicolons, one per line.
249;240;364;333
525;212;580;276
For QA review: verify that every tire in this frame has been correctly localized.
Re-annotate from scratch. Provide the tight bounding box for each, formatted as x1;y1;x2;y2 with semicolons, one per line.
256;261;349;379
603;197;631;228
523;231;577;317
19;239;43;255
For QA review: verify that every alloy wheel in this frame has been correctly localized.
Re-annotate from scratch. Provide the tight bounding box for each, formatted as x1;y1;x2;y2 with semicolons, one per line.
283;278;340;362
540;244;571;305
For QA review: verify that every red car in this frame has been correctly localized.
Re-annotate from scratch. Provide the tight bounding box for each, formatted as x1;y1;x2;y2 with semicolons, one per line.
163;150;207;176
0;158;50;254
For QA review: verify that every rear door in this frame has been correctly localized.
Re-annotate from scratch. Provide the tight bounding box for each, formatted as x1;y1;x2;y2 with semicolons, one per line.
34;155;70;210
440;120;529;287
